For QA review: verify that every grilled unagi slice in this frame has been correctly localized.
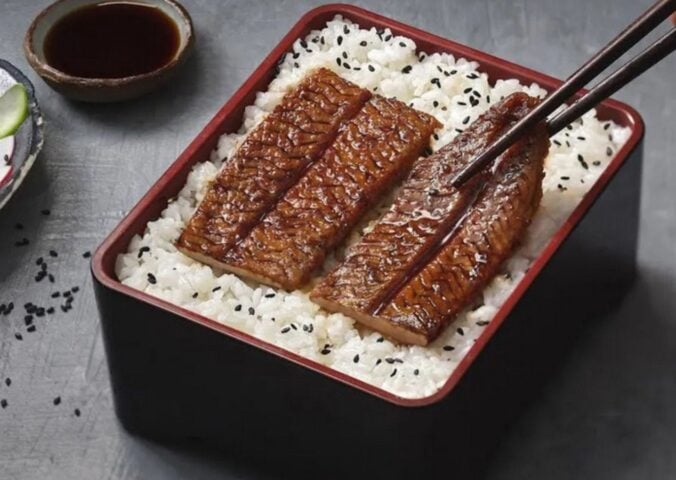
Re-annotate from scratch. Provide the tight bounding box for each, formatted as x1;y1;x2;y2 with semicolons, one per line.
311;93;540;323
377;124;549;344
176;68;370;265
221;95;440;290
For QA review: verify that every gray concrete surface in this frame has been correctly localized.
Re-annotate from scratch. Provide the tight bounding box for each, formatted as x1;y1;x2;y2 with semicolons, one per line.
0;1;674;478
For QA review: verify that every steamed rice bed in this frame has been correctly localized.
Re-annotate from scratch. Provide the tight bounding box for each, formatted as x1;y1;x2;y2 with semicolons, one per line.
115;16;630;399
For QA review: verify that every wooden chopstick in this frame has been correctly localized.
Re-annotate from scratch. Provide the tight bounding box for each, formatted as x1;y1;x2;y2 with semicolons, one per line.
547;27;676;134
451;0;676;188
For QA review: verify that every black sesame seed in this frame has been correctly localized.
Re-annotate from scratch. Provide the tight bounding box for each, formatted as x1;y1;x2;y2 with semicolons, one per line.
234;304;242;312
433;100;439;108
473;90;482;98
343;62;351;70
4;378;10;387
377;336;384;343
462;116;470;125
15;333;22;341
450;69;457;75
320;36;325;45
248;307;255;315
463;87;473;94
47;307;55;315
353;354;360;363
137;246;150;258
430;78;441;88
553;139;562;146
41;209;50;216
74;408;81;417
455;128;464;134
53;396;61;406
390;369;397;377
433;133;439;141
376;359;382;365
592;160;601;166
477;320;490;326
604;123;611;130
399;41;406;47
343;26;349;34
606;147;613;157
321;347;331;355
486;95;491;103
192;292;198;299
360;40;367;47
443;345;454;351
577;136;586;141
147;273;157;284
337;35;343;45
24;315;33;326
1;399;7;409
457;327;465;336
401;65;412;74
71;286;79;293
211;286;221;292
561;176;570;180
368;64;375;72
466;73;479;79
15;223;23;230
566;140;571;148
414;369;419;376
49;250;58;257
82;251;91;258
36;257;43;265
51;292;60;298
342;51;347;59
457;101;467;106
566;124;573;130
281;326;290;334
577;154;589;169
293;62;299;68
385;358;395;364
336;57;342;66
290;323;297;330
15;238;30;247
264;292;275;298
384;34;392;41
27;325;36;333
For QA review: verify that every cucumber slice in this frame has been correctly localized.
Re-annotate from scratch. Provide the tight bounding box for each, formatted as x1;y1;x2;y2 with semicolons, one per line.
0;84;29;139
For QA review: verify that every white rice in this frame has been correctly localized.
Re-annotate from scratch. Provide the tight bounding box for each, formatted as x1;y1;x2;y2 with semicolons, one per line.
115;16;631;399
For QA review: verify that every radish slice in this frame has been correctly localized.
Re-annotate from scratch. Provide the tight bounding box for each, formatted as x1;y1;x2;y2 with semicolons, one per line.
0;135;14;187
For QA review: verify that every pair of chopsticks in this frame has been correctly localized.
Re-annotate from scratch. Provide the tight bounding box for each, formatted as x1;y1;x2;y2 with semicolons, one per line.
451;0;676;187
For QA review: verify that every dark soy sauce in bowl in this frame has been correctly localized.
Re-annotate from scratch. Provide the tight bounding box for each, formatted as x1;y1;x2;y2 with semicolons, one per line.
44;2;180;79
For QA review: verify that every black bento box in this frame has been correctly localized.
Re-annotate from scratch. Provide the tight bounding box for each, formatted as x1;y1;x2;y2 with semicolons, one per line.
92;4;644;478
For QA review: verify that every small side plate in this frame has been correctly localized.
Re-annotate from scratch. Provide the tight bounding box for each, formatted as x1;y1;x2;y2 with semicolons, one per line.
0;59;45;211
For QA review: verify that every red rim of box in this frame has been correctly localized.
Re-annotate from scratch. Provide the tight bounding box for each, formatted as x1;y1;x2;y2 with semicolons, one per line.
92;3;645;408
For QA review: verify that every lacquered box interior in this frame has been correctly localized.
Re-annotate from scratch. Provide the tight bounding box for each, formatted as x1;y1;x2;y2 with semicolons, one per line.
92;3;644;406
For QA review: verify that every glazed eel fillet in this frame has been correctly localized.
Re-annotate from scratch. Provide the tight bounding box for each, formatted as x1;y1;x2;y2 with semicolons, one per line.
176;68;370;264
311;93;549;345
222;95;440;290
378;124;548;344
